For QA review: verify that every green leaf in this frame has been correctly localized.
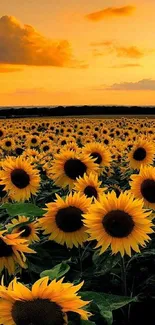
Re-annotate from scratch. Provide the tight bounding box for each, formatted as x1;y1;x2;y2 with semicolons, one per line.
0;203;44;217
80;291;113;324
100;293;138;310
80;291;136;325
40;261;70;280
92;250;120;276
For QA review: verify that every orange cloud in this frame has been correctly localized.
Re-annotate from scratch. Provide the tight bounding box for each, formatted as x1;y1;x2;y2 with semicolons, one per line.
91;41;145;59
111;63;142;68
116;46;143;58
85;6;135;21
0;15;85;68
0;65;22;73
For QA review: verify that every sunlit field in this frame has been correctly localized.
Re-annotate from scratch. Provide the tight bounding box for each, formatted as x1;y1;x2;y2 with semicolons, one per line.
0;116;155;325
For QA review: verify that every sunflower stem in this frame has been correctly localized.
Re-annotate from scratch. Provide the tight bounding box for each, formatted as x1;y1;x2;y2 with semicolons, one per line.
78;246;83;277
121;256;127;296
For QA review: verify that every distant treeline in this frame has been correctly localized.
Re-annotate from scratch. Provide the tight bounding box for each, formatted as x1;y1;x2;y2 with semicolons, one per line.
0;105;155;118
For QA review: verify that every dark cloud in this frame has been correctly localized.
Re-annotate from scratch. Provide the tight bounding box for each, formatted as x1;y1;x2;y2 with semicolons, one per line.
103;79;155;90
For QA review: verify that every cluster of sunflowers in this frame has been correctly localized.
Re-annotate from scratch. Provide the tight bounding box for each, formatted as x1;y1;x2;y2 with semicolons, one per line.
0;116;155;325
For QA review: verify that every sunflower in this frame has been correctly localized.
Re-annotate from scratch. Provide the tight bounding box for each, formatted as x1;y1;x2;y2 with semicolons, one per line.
2;138;15;151
49;150;99;189
0;230;35;275
128;138;155;170
82;142;111;170
14;146;25;156
6;216;40;244
83;191;153;257
40;141;51;153
0;277;90;325
130;165;155;209
26;135;40;148
39;192;91;248
60;142;78;152
0;156;40;201
74;172;106;200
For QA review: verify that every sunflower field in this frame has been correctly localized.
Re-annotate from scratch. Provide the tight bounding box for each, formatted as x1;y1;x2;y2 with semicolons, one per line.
0;116;155;325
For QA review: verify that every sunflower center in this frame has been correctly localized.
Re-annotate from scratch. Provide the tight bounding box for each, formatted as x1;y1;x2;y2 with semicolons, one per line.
61;140;66;145
31;138;37;144
11;298;65;325
11;169;30;189
0;130;3;137
5;141;11;147
55;206;83;232
0;238;13;257
133;147;146;161
64;158;87;180
43;145;49;152
90;152;102;164
15;148;24;155
141;179;155;203
102;209;134;238
84;186;98;198
18;225;32;237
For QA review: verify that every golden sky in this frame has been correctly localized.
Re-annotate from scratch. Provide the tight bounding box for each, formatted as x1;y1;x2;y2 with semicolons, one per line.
0;0;155;106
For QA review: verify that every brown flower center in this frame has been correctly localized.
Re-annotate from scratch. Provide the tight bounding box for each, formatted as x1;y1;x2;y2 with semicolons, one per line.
133;147;146;161
84;186;98;198
90;152;102;164
102;209;134;238
12;298;65;325
5;141;11;147
56;206;83;232
11;169;30;189
64;158;87;180
141;179;155;203
18;225;32;237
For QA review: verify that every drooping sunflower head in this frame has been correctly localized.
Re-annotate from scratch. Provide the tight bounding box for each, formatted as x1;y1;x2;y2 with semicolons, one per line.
83;191;153;256
82;142;111;170
130;165;155;209
74;172;106;201
0;277;91;325
0;156;41;201
128;138;155;170
0;230;35;275
6;215;40;244
39;192;92;248
48;150;99;189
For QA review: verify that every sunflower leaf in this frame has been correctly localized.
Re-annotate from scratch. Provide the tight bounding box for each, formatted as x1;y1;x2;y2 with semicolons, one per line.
40;261;70;280
92;249;120;275
80;291;136;324
0;203;44;217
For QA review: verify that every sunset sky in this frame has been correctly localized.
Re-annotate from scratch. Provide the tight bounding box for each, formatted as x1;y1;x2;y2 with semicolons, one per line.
0;0;155;106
